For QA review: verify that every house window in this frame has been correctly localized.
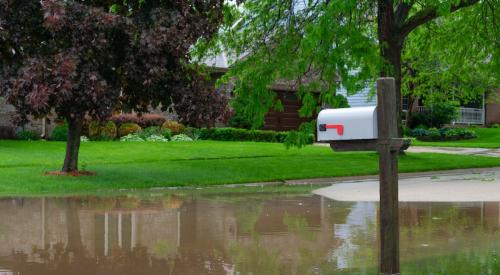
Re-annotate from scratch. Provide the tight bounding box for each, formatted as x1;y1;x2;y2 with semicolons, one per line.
402;96;409;111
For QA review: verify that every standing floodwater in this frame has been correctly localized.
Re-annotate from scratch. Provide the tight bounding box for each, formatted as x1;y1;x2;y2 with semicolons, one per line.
0;192;499;274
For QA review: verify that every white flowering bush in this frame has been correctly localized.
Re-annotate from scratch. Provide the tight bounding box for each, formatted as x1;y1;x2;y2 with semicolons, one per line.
170;134;193;142
145;134;169;142
80;136;90;143
120;133;145;142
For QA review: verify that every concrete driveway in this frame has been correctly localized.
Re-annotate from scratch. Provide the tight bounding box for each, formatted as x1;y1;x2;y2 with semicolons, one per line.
407;146;500;157
313;169;500;202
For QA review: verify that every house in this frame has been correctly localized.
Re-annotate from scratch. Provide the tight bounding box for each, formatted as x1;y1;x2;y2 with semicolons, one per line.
206;54;500;127
402;89;500;126
203;54;377;131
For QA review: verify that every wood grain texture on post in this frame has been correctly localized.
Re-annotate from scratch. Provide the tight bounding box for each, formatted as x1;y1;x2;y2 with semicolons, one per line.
377;77;400;275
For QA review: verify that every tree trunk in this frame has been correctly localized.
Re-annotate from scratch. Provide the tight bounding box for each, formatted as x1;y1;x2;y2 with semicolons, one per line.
66;198;84;254
377;1;404;137
62;116;84;173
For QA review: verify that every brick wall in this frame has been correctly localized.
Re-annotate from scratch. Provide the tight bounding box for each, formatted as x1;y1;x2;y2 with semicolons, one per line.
0;97;57;139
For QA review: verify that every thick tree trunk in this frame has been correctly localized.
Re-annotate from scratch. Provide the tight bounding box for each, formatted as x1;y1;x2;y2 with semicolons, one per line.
66;198;83;254
377;1;404;137
62;116;84;173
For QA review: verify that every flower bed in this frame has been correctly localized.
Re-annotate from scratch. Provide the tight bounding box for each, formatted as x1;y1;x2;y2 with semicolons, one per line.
410;127;477;142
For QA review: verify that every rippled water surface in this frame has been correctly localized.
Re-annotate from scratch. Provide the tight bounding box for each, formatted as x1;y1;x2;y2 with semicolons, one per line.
1;191;500;274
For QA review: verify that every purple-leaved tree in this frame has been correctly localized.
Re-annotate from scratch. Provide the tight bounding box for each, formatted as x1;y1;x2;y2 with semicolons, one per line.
1;0;224;173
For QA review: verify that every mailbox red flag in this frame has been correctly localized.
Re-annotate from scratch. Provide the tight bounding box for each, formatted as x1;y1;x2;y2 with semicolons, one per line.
325;124;344;136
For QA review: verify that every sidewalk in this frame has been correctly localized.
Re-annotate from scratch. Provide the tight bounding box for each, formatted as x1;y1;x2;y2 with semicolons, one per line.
313;168;500;202
407;146;500;157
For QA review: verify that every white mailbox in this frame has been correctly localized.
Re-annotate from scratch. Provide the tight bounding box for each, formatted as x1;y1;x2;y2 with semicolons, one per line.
317;106;378;141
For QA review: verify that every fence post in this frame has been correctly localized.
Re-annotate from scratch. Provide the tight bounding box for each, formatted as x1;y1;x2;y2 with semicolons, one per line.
377;77;400;275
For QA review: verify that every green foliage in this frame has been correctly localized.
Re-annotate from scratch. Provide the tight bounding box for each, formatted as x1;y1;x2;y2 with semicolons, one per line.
161;128;172;140
402;6;500;105
410;127;477;141
138;126;162;140
409;102;459;128
120;133;145;142
16;130;40;141
199;128;290;143
170;134;193;142
51;123;68;141
181;127;201;140
100;121;117;141
121;126;171;142
118;123;142;138
491;124;500;129
228;96;256;129
89;121;117;141
196;0;500;146
413;127;500;148
284;121;316;149
161;121;185;135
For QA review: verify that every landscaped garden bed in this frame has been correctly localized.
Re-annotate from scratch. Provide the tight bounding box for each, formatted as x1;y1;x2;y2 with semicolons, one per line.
412;127;500;149
409;127;477;142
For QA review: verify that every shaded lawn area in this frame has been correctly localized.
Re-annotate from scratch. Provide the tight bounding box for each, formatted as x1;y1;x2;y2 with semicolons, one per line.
0;140;500;195
413;128;500;149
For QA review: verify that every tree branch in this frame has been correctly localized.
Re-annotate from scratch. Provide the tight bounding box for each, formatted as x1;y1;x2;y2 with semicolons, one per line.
394;2;412;28
399;0;480;38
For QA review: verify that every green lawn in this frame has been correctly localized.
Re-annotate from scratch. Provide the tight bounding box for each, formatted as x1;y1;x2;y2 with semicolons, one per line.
0;140;499;196
413;128;500;149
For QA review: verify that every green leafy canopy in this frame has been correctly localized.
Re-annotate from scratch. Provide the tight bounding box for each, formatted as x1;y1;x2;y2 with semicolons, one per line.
194;0;500;142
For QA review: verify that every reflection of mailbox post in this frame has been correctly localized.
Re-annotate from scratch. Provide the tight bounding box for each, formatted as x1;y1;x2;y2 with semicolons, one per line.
318;78;407;275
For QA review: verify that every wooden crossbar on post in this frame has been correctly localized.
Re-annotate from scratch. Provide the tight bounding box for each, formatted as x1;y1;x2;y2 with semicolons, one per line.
377;77;400;275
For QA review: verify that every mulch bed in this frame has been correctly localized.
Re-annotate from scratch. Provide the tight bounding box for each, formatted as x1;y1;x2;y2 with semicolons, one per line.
44;171;96;177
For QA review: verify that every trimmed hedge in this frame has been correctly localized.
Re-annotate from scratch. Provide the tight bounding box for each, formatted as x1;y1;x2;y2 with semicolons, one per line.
199;128;289;143
411;127;477;141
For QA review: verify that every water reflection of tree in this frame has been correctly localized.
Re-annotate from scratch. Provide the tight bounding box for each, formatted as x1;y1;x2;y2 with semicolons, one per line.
5;197;182;275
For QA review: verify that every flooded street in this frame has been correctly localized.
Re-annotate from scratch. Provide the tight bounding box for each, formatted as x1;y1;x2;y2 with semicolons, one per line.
0;191;499;274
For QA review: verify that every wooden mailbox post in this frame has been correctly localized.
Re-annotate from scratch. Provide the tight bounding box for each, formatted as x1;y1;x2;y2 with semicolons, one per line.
377;77;400;275
317;77;402;274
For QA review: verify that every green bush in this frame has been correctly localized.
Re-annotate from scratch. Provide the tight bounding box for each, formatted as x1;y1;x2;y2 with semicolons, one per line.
491;124;500;129
51;123;68;141
180;127;201;140
118;123;142;137
199;127;291;143
88;121;117;140
161;120;185;135
88;121;100;140
16;129;40;141
427;127;441;138
227;96;257;129
283;120;316;148
100;121;117;140
161;128;172;139
410;127;477;141
120;133;144;142
138;126;161;139
171;134;193;142
409;102;459;128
